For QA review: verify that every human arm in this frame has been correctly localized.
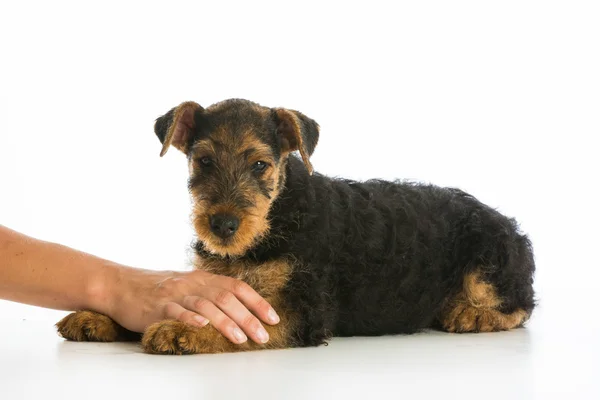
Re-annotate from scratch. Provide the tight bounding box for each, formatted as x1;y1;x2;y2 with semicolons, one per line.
0;225;278;344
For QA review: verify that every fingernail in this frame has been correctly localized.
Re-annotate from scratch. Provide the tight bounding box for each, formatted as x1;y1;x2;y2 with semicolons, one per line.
256;327;269;343
233;327;247;343
268;308;280;324
193;315;209;327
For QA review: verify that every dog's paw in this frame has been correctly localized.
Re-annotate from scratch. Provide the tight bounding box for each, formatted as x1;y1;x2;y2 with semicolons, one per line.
441;302;528;333
141;320;244;355
142;320;213;355
56;310;123;342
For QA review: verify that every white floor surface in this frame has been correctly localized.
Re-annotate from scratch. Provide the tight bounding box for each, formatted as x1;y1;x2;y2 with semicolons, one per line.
1;300;597;400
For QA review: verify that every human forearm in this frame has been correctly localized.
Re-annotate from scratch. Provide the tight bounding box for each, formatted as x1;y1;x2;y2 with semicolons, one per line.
0;225;113;313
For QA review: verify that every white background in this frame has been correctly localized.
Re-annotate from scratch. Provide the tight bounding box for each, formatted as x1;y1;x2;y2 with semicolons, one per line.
1;1;599;399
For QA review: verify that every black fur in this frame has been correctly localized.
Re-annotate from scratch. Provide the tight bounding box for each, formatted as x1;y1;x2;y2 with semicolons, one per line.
154;107;175;144
195;154;536;346
158;98;535;347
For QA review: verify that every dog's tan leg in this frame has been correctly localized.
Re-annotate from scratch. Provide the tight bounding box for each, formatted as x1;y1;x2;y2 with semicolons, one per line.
141;307;296;355
439;270;529;333
56;310;140;342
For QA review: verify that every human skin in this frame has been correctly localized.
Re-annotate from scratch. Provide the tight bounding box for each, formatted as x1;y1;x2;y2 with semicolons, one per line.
0;225;279;344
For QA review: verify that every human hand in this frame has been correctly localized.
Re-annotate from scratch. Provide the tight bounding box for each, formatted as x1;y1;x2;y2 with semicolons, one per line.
95;266;280;345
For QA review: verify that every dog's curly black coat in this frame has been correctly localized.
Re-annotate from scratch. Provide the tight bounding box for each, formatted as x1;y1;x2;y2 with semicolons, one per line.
187;100;536;347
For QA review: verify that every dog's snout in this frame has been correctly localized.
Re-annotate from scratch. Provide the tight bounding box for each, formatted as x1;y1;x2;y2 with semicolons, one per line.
209;214;240;239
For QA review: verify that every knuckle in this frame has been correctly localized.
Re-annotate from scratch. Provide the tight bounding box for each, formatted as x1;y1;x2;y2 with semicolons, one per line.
241;314;260;330
215;290;234;307
255;298;271;313
163;302;178;318
222;321;238;334
230;279;250;295
211;315;231;331
192;297;210;310
177;310;194;323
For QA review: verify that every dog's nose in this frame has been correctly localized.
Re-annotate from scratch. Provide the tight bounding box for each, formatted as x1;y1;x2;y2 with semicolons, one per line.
209;214;240;239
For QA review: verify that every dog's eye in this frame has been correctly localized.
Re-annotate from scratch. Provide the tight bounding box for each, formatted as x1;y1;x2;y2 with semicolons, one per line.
252;161;268;173
199;157;213;167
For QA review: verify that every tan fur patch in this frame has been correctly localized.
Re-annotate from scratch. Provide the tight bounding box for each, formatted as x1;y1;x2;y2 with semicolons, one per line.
160;101;201;156
190;140;218;160
56;310;138;342
274;108;315;175
236;130;274;157
198;258;293;298
141;258;296;354
462;271;502;308
440;270;528;333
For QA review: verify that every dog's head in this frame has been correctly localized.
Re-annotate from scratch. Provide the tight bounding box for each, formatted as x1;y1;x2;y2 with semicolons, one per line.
154;99;319;257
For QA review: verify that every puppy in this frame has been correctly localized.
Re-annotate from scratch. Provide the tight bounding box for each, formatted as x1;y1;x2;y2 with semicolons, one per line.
58;98;536;354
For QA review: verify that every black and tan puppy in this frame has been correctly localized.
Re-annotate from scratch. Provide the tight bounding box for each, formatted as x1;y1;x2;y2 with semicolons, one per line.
57;99;536;354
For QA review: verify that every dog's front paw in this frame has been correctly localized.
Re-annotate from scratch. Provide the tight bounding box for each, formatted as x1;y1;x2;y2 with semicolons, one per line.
141;320;210;355
56;310;125;342
142;320;247;355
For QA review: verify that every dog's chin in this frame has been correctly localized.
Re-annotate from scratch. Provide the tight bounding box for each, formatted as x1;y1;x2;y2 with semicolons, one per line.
199;234;254;258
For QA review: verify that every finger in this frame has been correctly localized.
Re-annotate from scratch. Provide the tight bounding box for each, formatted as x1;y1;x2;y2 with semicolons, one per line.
195;288;270;344
163;302;209;328
213;276;280;325
182;296;249;344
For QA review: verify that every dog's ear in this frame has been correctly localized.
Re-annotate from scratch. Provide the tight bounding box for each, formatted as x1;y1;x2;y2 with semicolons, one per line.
154;101;204;156
273;108;320;175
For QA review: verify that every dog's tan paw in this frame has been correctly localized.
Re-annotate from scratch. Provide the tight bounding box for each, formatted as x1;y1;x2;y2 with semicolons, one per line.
141;320;208;355
441;302;528;333
141;320;246;355
56;310;123;342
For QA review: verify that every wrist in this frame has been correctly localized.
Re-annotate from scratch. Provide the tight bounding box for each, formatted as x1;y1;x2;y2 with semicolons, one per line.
84;261;121;316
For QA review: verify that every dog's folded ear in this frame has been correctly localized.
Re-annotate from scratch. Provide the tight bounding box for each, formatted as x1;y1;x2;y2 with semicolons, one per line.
273;108;320;175
154;101;204;156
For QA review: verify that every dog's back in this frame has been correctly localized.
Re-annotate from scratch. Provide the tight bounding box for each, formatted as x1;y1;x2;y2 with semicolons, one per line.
266;156;535;344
